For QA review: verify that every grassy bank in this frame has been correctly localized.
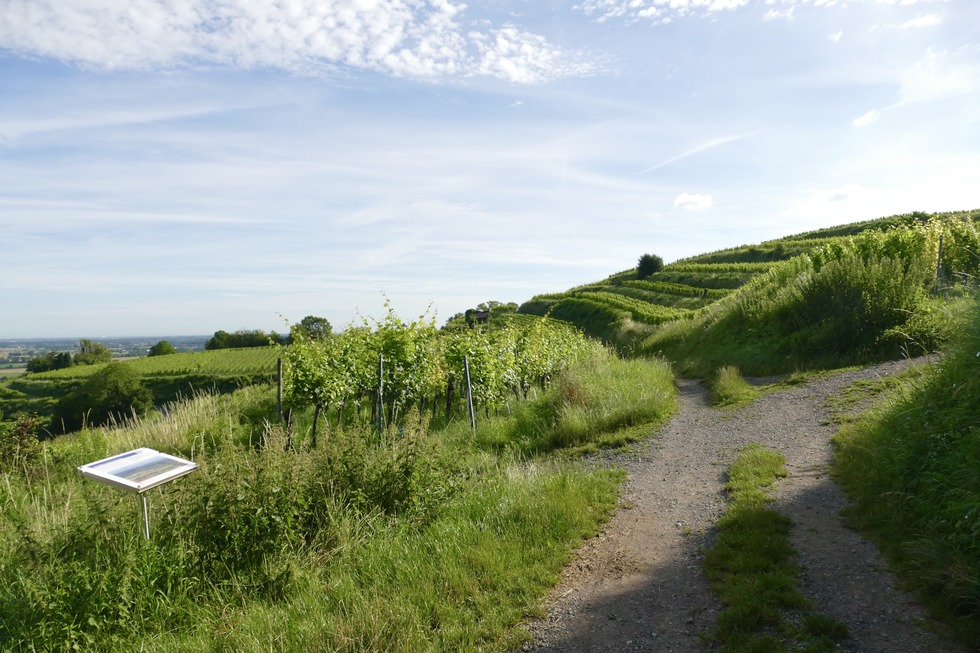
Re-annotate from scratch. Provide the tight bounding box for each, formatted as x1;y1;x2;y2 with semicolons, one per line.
833;296;980;647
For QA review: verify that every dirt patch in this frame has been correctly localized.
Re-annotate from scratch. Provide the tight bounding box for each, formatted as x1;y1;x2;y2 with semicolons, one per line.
521;358;964;652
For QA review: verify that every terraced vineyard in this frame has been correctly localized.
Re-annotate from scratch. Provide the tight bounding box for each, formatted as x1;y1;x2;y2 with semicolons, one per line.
518;209;980;358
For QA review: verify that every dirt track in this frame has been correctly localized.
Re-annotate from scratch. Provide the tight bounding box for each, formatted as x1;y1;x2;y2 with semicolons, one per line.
522;358;963;652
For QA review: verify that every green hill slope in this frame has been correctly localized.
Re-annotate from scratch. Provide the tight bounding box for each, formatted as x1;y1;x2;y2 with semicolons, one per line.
519;209;980;373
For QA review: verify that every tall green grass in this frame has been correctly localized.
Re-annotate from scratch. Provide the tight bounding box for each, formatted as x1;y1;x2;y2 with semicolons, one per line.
833;295;980;647
641;225;956;376
0;349;674;652
708;366;758;408
475;354;676;454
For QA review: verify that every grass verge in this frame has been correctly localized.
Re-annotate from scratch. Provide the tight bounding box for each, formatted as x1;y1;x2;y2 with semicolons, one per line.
704;443;849;652
833;296;980;648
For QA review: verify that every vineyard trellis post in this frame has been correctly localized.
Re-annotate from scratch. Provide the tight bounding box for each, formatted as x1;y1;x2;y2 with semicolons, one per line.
377;354;386;436
935;233;945;295
276;357;283;423
464;355;476;432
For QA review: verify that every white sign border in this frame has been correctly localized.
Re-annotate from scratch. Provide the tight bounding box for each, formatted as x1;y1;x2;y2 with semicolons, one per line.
78;447;198;494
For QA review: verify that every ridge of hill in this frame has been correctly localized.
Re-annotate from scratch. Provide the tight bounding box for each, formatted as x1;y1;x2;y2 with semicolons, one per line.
518;209;980;375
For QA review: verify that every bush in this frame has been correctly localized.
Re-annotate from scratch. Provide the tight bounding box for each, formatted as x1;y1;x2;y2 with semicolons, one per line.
0;413;42;473
54;363;153;433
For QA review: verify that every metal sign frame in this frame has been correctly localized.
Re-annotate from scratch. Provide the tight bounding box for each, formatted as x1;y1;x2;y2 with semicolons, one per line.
78;447;198;494
78;448;198;539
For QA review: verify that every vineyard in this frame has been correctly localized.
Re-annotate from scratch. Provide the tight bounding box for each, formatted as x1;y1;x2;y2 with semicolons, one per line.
519;210;980;362
283;308;605;433
30;347;280;380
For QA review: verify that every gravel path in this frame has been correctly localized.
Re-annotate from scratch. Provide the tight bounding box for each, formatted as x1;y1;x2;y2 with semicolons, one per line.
522;358;964;652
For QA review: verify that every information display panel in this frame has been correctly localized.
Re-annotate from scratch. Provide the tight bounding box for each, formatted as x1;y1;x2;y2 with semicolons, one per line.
78;448;198;494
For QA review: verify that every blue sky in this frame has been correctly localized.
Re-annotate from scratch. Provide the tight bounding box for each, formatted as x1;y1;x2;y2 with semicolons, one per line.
2;0;979;338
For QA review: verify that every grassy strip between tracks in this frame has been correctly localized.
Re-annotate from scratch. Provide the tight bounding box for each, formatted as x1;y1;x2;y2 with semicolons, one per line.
704;443;849;652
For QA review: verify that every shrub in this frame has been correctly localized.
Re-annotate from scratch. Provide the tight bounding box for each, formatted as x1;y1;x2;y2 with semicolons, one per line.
54;363;153;433
0;413;42;473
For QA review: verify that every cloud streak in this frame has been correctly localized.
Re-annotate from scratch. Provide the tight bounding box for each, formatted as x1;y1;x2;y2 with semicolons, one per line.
637;133;755;175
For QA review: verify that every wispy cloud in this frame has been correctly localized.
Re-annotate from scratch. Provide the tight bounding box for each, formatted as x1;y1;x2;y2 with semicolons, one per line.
576;0;946;24
0;1;604;84
674;192;713;210
901;14;941;29
852;109;881;127
577;0;750;23
637;133;754;175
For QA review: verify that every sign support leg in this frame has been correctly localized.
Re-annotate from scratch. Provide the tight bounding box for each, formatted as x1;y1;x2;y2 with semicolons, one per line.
141;494;151;540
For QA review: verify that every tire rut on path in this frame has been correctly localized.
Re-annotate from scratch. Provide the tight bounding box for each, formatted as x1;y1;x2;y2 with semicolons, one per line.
522;358;962;653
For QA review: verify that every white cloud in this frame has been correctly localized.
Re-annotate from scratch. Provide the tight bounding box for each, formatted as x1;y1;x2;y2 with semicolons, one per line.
852;109;881;127
827;30;843;42
763;7;795;21
674;192;714;210
577;0;949;23
896;47;977;106
0;0;602;84
577;0;750;24
901;14;941;28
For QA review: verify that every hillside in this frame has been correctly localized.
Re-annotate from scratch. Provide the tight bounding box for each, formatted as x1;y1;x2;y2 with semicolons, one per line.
519;209;980;375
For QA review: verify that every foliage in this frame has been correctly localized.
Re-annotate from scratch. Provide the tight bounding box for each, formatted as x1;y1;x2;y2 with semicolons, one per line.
26;351;73;373
74;339;113;366
637;252;664;278
643;217;979;375
291;315;332;341
206;329;286;350
0;338;656;651
53;363;153;433
0;413;42;473
833;294;980;647
148;340;177;357
283;307;604;433
476;354;676;454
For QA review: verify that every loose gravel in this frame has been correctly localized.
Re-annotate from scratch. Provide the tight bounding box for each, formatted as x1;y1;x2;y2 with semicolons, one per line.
521;358;965;652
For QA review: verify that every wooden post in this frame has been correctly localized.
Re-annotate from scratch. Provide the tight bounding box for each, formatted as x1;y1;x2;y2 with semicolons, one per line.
935;234;945;295
311;403;321;449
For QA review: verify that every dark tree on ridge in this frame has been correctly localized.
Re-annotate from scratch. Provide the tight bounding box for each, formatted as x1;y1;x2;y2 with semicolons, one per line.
637;253;664;278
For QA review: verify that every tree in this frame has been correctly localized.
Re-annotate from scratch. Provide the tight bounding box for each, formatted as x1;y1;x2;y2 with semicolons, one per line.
26;351;73;373
292;315;332;341
206;329;275;349
74;339;112;366
55;363;153;433
148;340;177;356
637;253;664;278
